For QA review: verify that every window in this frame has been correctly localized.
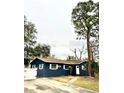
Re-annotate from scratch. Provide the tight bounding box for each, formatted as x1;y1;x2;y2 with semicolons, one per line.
82;65;86;70
63;65;69;70
58;65;61;68
76;65;79;68
39;64;44;69
49;64;58;70
32;65;36;68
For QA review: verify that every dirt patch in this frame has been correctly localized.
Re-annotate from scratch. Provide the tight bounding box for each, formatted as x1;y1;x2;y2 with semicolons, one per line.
24;88;36;93
51;88;70;93
50;76;74;83
36;85;51;90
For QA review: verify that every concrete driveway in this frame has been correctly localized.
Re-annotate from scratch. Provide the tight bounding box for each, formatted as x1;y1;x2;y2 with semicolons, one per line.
24;78;98;93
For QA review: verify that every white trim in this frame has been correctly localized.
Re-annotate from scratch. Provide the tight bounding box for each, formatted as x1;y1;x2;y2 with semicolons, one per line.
58;65;61;68
76;65;80;75
39;64;44;69
49;64;58;70
63;65;69;70
82;65;86;70
32;65;36;68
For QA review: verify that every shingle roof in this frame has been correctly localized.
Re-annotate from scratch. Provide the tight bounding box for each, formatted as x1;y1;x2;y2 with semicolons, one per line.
35;57;81;65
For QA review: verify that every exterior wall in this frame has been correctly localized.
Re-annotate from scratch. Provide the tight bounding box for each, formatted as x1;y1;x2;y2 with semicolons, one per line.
68;64;88;76
68;65;76;75
79;63;89;76
30;58;89;77
39;63;69;77
30;58;70;77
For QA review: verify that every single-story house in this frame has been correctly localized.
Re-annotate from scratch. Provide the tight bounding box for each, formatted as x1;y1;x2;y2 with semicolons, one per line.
30;58;88;77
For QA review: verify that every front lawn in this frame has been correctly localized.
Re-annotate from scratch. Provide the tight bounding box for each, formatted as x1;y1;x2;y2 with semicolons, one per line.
72;77;99;91
50;76;99;92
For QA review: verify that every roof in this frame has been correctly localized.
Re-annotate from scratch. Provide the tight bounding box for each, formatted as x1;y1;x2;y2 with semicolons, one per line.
34;57;81;65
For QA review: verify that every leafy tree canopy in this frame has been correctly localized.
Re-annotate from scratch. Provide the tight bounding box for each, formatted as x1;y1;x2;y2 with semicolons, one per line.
33;43;51;58
72;0;99;38
24;16;37;58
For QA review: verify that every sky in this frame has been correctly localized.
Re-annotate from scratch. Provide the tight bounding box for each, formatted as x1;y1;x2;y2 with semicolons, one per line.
24;0;98;59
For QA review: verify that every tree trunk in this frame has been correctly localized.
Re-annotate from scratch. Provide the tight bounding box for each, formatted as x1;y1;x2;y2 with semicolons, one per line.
91;47;95;77
87;31;92;77
91;49;94;62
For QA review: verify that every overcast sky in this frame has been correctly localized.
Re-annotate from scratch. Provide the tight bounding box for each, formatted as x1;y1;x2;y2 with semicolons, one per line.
24;0;98;59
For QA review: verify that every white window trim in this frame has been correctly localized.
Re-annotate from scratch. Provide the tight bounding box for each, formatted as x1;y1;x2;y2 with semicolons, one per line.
39;64;44;69
32;65;36;68
49;64;58;70
63;65;69;70
82;65;86;70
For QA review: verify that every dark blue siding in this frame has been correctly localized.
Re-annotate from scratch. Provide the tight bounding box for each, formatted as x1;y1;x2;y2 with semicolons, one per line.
79;63;88;76
38;63;69;77
30;58;70;77
30;58;89;77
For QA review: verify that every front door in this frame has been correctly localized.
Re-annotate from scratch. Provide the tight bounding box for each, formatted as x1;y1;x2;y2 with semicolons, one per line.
76;65;80;75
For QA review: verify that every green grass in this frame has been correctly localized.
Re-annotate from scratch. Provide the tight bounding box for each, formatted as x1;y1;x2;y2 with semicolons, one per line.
72;77;99;91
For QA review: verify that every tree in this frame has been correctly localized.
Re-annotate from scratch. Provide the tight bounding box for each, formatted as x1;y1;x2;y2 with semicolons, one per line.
24;16;37;58
33;43;51;58
66;55;76;61
70;45;86;61
90;38;99;62
72;0;99;76
51;54;55;58
70;48;78;60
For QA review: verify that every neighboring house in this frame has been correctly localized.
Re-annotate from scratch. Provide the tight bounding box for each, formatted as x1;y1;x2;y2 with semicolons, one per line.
30;58;88;77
